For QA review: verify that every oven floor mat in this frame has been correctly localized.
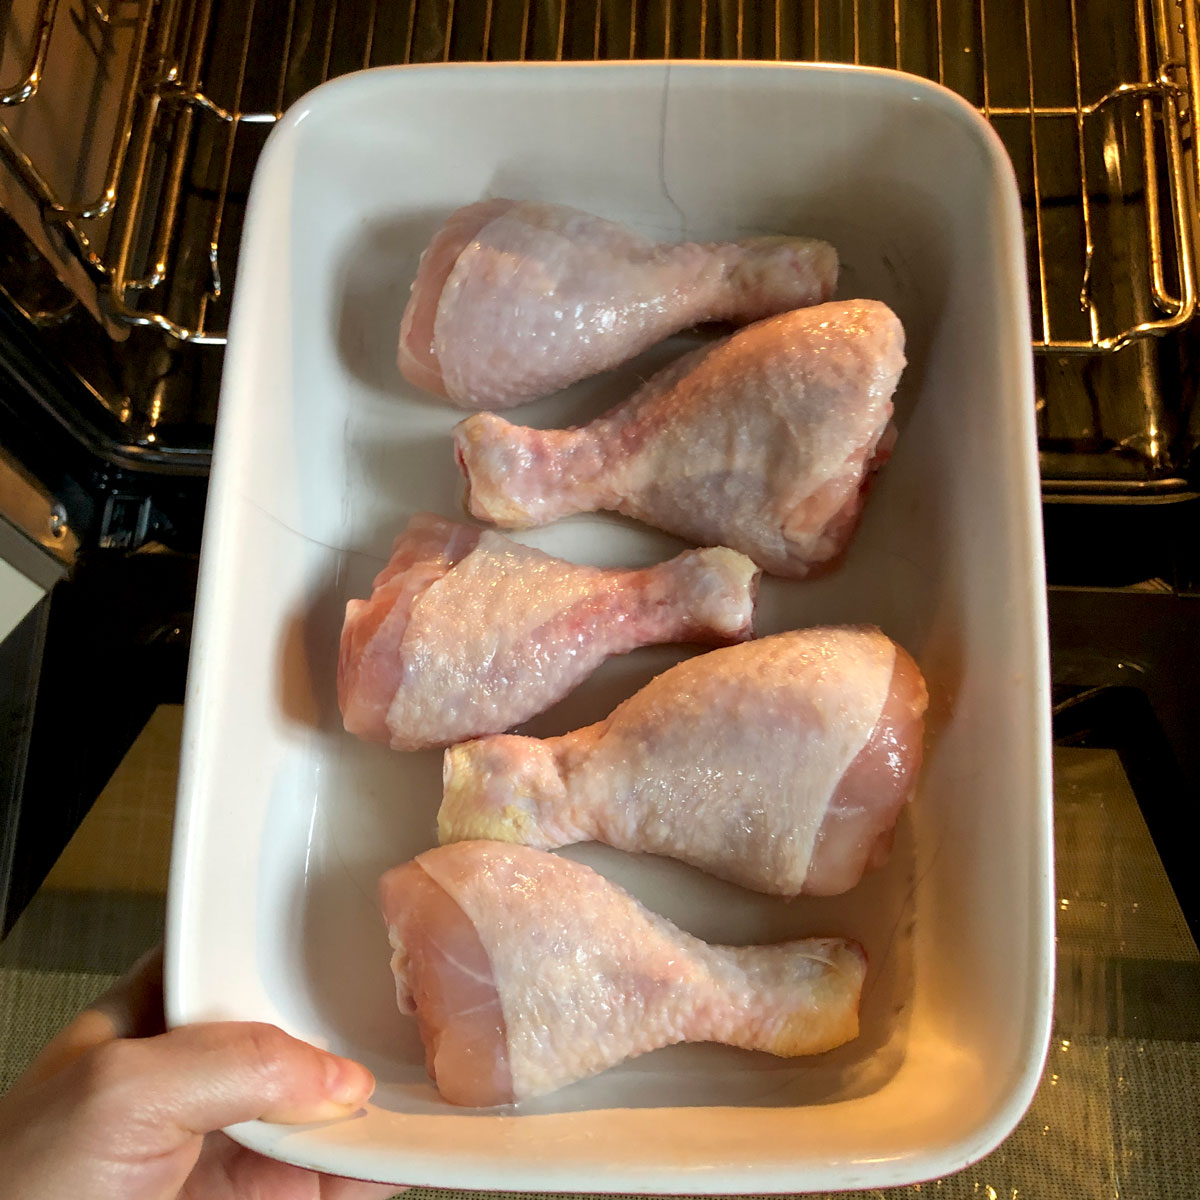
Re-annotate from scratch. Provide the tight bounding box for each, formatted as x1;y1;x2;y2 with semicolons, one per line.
1;739;1196;1198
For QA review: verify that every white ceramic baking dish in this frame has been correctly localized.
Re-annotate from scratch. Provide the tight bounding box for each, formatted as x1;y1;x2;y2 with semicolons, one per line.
166;61;1053;1192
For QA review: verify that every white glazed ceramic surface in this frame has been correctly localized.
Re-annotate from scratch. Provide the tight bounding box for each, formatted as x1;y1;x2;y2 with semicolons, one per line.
166;62;1053;1193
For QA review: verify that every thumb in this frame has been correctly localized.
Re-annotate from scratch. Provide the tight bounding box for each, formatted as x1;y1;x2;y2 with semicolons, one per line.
108;1022;376;1143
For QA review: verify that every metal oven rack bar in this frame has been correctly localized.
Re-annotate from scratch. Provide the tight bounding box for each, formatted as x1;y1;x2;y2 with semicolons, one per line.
0;0;59;106
1;0;1198;359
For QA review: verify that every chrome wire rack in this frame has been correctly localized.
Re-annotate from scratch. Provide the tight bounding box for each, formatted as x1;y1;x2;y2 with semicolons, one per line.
1;0;1197;356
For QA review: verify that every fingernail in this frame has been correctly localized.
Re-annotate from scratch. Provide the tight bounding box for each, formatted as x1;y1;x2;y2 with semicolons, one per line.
324;1055;376;1107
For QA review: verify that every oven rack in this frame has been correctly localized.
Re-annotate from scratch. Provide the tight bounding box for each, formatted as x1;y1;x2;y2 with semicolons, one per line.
1;0;1198;359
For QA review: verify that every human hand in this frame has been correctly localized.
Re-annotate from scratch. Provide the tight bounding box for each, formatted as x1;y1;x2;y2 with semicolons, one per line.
0;948;402;1199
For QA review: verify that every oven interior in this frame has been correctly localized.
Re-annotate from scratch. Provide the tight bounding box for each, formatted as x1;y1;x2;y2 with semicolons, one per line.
1;0;1198;935
1;0;1198;489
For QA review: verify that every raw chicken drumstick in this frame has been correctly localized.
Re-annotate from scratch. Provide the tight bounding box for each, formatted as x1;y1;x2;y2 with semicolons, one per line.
380;841;866;1106
398;198;838;408
440;627;927;897
338;512;759;750
454;300;906;578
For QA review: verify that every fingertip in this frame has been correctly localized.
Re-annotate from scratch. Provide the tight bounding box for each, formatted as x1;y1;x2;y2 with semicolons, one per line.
323;1055;376;1107
260;1098;365;1125
262;1051;375;1123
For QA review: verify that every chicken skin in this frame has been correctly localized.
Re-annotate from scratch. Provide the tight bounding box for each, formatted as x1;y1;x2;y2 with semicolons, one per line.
398;199;838;408
338;513;759;750
454;300;906;578
439;627;927;897
381;841;866;1106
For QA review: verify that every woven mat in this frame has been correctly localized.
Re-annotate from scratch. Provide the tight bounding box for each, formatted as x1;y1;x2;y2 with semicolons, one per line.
2;748;1196;1198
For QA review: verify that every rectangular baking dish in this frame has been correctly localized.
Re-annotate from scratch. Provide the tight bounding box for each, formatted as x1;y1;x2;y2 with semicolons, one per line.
166;61;1053;1192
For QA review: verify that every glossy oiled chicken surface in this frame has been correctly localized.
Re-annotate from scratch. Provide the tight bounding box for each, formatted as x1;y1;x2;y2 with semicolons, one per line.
398;199;838;408
381;842;866;1106
455;300;906;577
440;627;927;896
338;512;758;750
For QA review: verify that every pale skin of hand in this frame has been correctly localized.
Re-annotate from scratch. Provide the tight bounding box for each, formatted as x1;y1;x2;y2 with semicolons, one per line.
0;949;404;1200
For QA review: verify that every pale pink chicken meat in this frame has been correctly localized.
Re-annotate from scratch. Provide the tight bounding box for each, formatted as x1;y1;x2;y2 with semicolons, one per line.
398;199;838;409
439;627;927;897
454;299;906;579
338;512;759;750
380;841;866;1106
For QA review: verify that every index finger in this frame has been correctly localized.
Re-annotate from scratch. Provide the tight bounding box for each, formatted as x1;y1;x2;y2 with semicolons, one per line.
13;946;165;1091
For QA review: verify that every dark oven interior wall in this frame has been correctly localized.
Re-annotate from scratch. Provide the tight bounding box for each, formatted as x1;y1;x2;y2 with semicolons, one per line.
0;289;203;933
1047;496;1200;945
